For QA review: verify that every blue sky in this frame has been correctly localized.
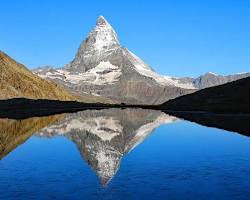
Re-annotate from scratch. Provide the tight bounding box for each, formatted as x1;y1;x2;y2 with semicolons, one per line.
1;0;250;77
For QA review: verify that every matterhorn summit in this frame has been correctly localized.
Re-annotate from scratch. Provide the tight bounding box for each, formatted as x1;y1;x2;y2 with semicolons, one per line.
33;16;195;104
67;16;120;72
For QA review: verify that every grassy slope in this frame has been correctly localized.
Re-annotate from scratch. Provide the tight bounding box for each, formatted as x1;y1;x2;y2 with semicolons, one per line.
162;77;250;113
0;51;76;100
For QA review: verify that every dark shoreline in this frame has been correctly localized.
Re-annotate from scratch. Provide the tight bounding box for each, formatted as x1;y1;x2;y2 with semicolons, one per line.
0;98;250;136
0;98;250;119
0;98;161;119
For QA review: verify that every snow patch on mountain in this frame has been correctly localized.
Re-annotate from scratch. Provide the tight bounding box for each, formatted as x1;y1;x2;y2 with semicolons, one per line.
36;61;122;85
84;61;122;85
38;115;123;141
206;72;218;76
163;76;196;89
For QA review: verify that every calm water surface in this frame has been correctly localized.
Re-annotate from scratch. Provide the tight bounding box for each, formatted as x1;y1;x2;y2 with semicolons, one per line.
0;108;250;200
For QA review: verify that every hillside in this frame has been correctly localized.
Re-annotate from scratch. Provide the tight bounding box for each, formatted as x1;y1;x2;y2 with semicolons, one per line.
162;77;250;113
0;51;76;100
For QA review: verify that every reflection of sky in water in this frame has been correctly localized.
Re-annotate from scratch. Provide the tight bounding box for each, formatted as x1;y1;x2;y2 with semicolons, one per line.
0;110;250;200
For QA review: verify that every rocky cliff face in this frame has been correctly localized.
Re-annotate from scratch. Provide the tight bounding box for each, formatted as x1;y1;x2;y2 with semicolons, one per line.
33;16;195;105
37;108;178;185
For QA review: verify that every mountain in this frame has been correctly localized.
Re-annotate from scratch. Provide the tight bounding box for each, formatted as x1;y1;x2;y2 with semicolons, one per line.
36;108;178;185
192;72;250;89
33;16;195;105
165;72;250;89
162;77;250;113
0;51;76;100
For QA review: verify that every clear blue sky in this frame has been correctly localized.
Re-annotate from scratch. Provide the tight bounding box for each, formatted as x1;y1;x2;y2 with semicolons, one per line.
1;0;250;77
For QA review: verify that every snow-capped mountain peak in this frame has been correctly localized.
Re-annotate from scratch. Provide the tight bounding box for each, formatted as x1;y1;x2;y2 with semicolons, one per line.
33;16;196;104
65;16;120;72
92;15;120;51
96;15;114;31
97;15;108;25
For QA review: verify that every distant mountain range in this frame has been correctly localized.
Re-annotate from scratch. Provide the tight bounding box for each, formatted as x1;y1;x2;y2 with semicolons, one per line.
33;16;249;105
166;72;250;89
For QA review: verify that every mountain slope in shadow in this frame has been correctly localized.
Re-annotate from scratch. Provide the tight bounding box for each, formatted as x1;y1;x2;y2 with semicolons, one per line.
162;77;250;113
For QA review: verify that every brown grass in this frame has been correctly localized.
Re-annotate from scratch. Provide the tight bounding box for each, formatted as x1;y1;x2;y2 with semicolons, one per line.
0;51;76;101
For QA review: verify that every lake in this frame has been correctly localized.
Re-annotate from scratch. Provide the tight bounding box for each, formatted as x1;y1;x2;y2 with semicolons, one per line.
0;108;250;200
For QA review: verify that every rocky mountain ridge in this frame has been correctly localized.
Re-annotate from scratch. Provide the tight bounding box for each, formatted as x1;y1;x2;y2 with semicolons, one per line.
36;64;250;91
166;72;250;89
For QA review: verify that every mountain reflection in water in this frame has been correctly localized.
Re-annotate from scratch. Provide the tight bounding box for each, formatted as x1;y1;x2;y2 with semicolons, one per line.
36;108;178;185
0;108;250;186
0;108;177;185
